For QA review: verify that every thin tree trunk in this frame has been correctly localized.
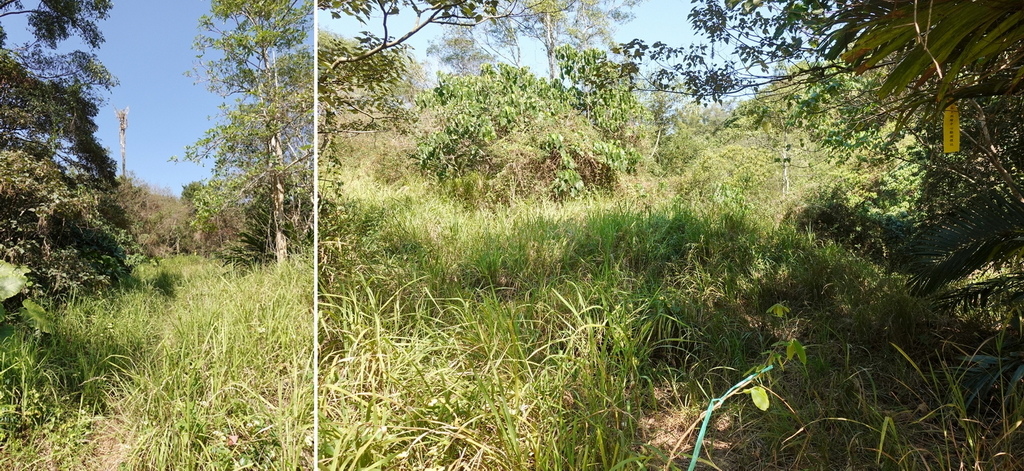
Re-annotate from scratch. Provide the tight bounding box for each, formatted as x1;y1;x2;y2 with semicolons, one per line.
271;133;288;263
782;148;790;196
267;46;288;264
543;11;558;80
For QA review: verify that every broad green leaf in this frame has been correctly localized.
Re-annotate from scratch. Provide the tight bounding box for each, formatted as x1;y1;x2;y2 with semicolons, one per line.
766;303;790;317
749;386;770;411
0;262;29;301
0;324;14;341
20;300;51;334
787;339;807;365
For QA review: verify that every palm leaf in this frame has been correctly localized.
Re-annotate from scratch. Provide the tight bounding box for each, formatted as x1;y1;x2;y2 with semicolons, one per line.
932;273;1024;311
958;349;1024;411
909;190;1024;295
832;0;1024;102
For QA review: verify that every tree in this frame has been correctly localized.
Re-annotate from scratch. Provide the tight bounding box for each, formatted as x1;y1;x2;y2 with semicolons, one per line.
321;0;508;67
0;1;136;299
615;1;1024;201
0;0;110;50
619;0;1024;108
634;1;1024;316
426;25;495;75
499;0;641;79
428;0;642;79
1;0;118;185
184;0;313;264
318;31;417;137
414;46;646;201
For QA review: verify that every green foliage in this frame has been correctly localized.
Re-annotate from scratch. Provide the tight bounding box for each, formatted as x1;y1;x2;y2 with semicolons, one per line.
319;0;503;56
319;158;962;469
414;47;646;201
958;348;1024;412
0;0;112;50
830;1;1024;107
114;178;199;258
910;191;1024;308
184;0;313;262
748;385;769;410
220;193;311;267
0;151;132;299
0;0;135;301
318;31;417;134
444;0;640;79
0;262;29;302
0;49;116;183
18;299;51;334
426;26;495;75
793;162;923;267
0;261;51;338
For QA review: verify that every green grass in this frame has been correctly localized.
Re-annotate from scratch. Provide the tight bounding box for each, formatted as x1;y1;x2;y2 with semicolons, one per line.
0;256;313;469
319;158;1024;469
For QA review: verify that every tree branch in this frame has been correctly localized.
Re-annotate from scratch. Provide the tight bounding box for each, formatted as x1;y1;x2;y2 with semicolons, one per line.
965;99;1024;203
329;1;514;68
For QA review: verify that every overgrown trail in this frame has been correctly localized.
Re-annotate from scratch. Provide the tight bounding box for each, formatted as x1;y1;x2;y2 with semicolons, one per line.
0;256;313;470
319;164;1024;469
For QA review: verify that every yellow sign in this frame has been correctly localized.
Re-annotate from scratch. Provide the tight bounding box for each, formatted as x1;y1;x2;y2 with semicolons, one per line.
944;104;960;153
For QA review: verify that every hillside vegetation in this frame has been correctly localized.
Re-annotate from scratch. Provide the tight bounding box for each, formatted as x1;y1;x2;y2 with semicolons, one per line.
318;125;1022;469
320;2;1024;466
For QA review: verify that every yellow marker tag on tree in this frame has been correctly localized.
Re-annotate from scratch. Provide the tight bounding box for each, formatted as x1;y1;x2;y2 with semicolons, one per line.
944;104;960;153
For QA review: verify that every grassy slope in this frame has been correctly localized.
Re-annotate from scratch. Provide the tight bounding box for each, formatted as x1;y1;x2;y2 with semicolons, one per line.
0;256;313;470
320;160;1024;469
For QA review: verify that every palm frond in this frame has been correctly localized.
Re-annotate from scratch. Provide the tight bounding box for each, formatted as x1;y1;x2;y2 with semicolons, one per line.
909;191;1024;295
933;273;1024;311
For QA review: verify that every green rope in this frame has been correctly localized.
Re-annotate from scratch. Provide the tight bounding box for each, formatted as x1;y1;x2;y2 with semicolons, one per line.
687;364;774;471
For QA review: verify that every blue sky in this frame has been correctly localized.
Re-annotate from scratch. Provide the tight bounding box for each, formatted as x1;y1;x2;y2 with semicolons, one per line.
6;2;227;196
319;0;703;77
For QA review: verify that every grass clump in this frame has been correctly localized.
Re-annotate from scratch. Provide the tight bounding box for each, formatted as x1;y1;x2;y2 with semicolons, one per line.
0;256;312;470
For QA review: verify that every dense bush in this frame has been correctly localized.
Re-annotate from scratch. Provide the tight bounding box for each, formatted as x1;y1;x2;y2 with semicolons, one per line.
414;47;647;202
792;161;923;268
0;151;133;301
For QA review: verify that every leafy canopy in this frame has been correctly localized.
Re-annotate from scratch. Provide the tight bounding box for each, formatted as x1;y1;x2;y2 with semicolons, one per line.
318;31;414;134
0;0;136;298
618;0;1024;114
183;0;314;262
321;0;504;66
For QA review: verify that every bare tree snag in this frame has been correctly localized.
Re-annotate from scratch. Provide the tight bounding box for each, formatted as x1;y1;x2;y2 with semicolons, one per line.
115;106;129;177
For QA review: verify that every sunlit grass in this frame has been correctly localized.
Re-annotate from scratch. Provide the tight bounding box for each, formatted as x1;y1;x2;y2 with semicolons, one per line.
319;156;1023;469
0;256;313;469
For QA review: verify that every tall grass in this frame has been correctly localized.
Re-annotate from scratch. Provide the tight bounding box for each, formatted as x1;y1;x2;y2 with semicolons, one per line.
0;256;313;469
320;159;1024;469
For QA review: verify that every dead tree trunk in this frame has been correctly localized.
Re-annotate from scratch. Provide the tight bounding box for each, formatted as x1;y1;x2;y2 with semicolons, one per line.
115;107;129;177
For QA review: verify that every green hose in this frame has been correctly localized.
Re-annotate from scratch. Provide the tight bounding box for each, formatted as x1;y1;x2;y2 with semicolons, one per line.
687;364;774;471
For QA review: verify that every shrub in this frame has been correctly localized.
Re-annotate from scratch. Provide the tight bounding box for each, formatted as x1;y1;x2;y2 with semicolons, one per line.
791;162;923;268
414;47;647;202
0;151;133;300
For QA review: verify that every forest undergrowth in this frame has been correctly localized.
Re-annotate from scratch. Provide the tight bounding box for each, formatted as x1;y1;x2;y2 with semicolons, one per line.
319;141;1024;470
0;256;313;470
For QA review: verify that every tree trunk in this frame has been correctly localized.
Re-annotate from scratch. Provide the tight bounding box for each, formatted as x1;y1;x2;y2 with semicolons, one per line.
271;133;288;263
543;11;559;80
967;99;1024;203
782;148;790;196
